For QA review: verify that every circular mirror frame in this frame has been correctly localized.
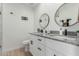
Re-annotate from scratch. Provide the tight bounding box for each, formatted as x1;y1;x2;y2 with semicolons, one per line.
39;13;50;29
54;3;78;27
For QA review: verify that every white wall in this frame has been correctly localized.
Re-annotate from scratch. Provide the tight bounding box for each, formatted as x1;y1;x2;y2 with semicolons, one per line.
34;3;63;32
2;3;34;52
34;3;79;32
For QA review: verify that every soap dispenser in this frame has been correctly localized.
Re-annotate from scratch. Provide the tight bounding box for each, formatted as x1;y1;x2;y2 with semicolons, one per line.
60;28;63;35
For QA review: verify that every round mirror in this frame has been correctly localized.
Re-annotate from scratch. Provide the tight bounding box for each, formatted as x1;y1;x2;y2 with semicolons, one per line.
39;13;50;29
55;3;79;27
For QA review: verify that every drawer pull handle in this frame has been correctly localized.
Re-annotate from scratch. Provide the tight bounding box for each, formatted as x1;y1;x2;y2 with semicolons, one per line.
37;47;42;51
54;54;56;56
38;39;42;41
30;40;33;45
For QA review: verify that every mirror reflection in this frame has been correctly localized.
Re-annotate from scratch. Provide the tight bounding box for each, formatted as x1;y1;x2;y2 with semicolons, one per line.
55;3;79;27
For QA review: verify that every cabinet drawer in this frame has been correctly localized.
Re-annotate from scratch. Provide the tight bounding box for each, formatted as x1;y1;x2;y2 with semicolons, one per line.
30;41;46;56
45;38;55;49
36;44;46;56
46;48;54;56
30;44;45;56
54;50;65;56
36;37;45;45
30;46;41;56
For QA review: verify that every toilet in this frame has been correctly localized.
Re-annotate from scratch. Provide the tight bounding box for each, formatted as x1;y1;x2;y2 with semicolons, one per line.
23;40;30;52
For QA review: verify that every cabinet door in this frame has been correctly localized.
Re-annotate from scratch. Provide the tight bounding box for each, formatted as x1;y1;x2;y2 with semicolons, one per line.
29;35;38;55
54;49;65;56
46;48;54;56
30;41;46;56
45;38;55;49
37;44;46;56
45;38;65;56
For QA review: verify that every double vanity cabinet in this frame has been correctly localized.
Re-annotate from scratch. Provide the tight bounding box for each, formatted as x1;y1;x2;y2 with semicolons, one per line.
29;33;79;56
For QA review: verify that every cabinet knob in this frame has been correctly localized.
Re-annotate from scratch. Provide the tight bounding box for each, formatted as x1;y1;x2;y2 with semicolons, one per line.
38;39;42;41
37;47;42;51
31;40;33;45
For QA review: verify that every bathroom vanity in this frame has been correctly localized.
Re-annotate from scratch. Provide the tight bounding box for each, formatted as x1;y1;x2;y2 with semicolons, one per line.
29;32;79;56
29;3;79;56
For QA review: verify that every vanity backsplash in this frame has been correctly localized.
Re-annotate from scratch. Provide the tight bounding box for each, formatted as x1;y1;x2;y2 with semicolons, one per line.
49;30;60;35
36;28;78;37
63;31;77;37
48;30;77;37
